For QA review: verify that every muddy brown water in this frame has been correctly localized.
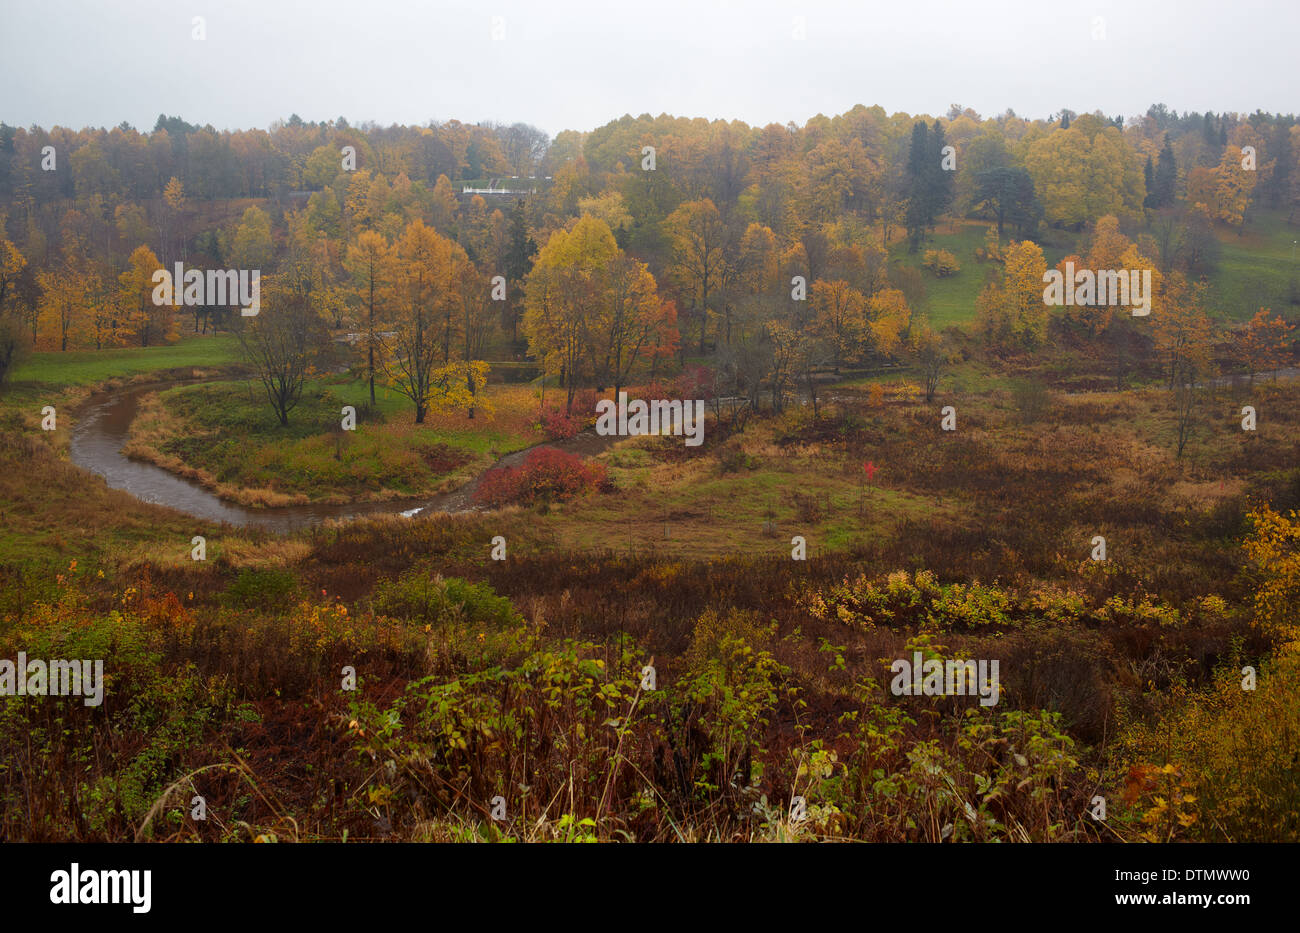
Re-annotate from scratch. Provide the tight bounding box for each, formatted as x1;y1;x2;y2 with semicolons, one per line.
69;380;620;532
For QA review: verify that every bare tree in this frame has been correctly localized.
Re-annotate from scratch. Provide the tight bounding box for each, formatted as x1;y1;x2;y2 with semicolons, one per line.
1173;373;1199;459
910;320;952;403
237;283;330;426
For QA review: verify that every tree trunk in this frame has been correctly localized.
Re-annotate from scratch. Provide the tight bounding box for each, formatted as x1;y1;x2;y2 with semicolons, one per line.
368;344;376;406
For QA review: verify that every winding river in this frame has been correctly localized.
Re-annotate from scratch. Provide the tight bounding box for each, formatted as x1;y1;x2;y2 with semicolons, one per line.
69;380;616;533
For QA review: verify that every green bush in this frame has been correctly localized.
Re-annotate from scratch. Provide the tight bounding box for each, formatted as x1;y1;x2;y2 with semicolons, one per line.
372;570;522;629
223;567;298;611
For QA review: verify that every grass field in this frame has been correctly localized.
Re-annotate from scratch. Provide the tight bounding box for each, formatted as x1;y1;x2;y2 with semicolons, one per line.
126;376;545;506
9;333;242;387
889;219;1083;328
1212;209;1300;321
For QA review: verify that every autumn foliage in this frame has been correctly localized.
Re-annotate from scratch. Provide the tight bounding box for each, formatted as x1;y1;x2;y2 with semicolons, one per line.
471;446;607;508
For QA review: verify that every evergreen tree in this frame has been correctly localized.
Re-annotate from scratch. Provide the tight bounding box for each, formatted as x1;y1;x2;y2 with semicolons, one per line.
931;119;954;217
973;167;1042;238
904;122;930;250
503;198;537;344
1153;135;1178;207
904;121;954;251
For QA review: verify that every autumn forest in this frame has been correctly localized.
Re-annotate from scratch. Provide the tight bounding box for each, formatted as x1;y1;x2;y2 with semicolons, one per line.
1;87;1299;862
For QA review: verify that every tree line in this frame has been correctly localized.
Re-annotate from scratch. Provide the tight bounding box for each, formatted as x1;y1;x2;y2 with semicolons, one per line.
1;103;1297;420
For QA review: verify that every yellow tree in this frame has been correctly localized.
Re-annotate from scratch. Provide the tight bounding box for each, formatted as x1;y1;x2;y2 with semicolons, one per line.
0;233;25;315
733;222;780;341
810;279;867;370
909;319;956;403
1152;271;1214;387
0;226;30;378
1151;270;1215;458
119;244;173;346
1210;144;1257;229
577;190;633;240
383;219;469;423
430;174;459;236
1024;124;1144;226
159;176;185;261
344;169;375;230
1243;505;1300;640
866;287;912;359
1087;215;1131;269
665;198;728;354
976;239;1048;350
523;216;619;411
587;254;676;398
460;194;493;263
225;205;273;271
344;230;391;406
37;269;88;351
86;264;121;350
764;319;801;413
1237;309;1294;383
453;258;497;419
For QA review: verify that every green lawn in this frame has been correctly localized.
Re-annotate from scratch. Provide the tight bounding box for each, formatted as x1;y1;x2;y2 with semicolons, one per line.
890;220;1082;329
10;334;241;387
133;375;541;504
1212;209;1300;321
889;221;988;328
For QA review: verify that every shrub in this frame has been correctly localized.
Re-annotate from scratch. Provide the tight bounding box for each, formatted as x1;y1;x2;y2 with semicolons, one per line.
1011;378;1050;424
923;249;961;277
536;389;600;440
472;447;607;508
537;405;585;440
981;226;1004;263
646;364;716;403
372;571;522;629
719;446;759;474
806;570;1015;631
678;610;786;794
1116;638;1300;841
223;567;298;611
347;633;643;837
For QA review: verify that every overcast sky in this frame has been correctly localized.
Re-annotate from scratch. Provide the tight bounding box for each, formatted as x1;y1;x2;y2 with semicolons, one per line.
2;0;1296;136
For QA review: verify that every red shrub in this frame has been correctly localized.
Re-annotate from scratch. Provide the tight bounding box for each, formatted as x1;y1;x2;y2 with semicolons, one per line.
472;447;608;508
536;389;601;440
537;406;585;440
